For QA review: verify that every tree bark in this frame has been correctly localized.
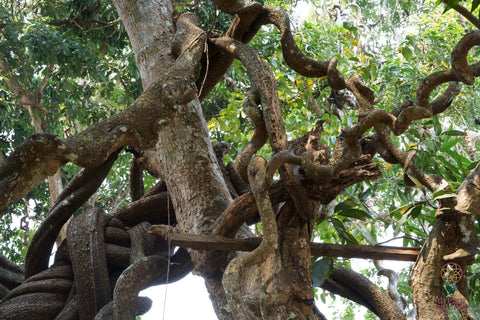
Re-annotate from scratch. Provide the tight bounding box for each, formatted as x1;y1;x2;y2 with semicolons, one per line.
410;163;480;320
111;1;235;318
112;0;175;89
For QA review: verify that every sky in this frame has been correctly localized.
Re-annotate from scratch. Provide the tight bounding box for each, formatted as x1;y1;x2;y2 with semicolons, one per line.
141;273;217;319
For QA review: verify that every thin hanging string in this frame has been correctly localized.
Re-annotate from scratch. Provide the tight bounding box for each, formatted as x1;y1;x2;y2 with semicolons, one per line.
162;191;171;320
198;5;216;98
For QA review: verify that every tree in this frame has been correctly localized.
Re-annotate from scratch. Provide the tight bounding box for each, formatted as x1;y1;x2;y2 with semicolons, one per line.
0;0;479;319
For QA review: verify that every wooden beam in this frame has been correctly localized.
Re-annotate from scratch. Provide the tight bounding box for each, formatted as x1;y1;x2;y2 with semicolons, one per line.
310;242;419;261
149;226;420;261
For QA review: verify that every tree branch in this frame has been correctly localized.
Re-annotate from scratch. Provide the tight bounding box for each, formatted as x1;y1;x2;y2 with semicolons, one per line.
48;18;118;27
323;265;406;319
0;54;25;95
36;63;55;96
443;0;480;29
0;34;203;213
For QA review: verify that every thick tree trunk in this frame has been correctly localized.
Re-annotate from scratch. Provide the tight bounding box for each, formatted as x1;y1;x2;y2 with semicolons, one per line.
410;219;450;320
112;0;175;89
153;99;234;317
112;0;235;318
410;164;480;320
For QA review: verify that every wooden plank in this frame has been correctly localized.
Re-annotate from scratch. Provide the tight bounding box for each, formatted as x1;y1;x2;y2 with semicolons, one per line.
310;242;420;261
150;226;421;261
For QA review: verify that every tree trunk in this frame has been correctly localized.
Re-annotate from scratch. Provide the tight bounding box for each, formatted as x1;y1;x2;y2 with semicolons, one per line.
112;0;175;90
410;164;480;319
112;0;236;317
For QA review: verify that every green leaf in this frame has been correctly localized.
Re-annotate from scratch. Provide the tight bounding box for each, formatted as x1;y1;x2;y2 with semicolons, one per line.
440;137;461;152
354;224;376;244
312;258;333;287
472;0;480;12
433;190;456;200
394;203;423;234
443;0;462;12
334;201;358;210
401;46;413;61
320;293;326;304
446;149;471;171
331;218;359;245
336;208;372;220
359;188;372;201
466;160;479;170
441;130;466;136
335;201;372;220
437;154;462;177
432;116;442;136
396;188;410;204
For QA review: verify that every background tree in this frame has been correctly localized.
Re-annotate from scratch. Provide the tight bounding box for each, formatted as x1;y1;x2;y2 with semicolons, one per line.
0;0;479;319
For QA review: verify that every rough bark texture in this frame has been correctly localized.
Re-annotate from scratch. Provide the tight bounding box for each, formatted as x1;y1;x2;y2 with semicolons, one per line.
112;0;235;317
153;98;235;317
275;202;319;319
410;219;451;320
112;0;175;89
410;162;480;320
